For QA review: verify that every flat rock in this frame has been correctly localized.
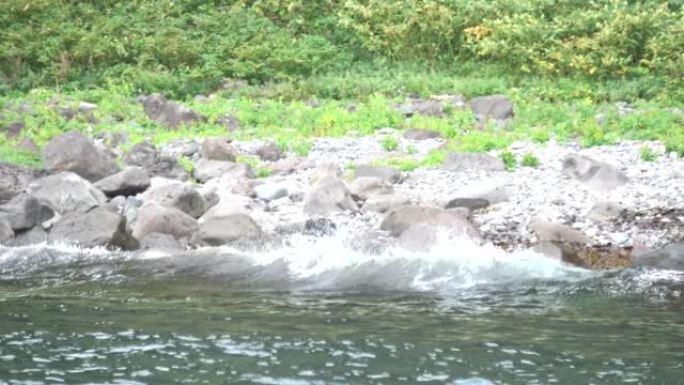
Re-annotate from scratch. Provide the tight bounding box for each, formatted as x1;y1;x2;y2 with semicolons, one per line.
94;167;151;197
442;152;505;172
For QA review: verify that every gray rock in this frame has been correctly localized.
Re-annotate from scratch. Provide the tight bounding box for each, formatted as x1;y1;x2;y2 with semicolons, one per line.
216;114;241;131
0;194;54;231
255;183;288;202
303;218;337;236
9;226;48;246
562;154;628;190
470;94;514;127
380;205;480;240
354;165;402;184
442;152;506;172
403;128;442;140
2;121;25;139
17;138;39;153
200;137;237;161
140;93;206;129
588;201;625;222
303;178;358;215
199;213;262;245
362;193;411;213
193;159;254;183
444;197;490;211
132;202;199;242
94;167;151;197
310;163;343;186
256;142;282;161
529;217;589;244
348;177;394;201
123;141;158;168
160;139;200;158
0;163;42;204
140;232;183;252
0;217;13;243
43;130;119;182
141;182;208;218
633;243;684;271
48;206;139;250
27;172;107;214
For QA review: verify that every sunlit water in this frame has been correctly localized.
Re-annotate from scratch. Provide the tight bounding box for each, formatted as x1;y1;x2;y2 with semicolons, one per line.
0;234;682;385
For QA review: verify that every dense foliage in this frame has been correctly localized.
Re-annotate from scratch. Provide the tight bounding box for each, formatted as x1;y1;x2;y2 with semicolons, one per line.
1;0;682;95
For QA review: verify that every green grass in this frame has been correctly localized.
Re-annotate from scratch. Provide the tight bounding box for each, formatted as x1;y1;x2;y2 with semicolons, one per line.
382;137;399;152
639;146;659;162
521;152;541;168
500;151;517;171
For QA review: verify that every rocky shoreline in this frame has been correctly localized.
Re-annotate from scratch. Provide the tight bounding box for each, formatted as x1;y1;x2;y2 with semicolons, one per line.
1;95;683;271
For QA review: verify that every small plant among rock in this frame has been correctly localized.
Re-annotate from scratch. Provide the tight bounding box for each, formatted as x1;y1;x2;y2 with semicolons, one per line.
639;145;658;162
501;150;516;170
177;156;194;174
521;152;540;167
382;136;399;151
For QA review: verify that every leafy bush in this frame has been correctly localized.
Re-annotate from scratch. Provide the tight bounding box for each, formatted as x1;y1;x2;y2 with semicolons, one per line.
521;153;540;168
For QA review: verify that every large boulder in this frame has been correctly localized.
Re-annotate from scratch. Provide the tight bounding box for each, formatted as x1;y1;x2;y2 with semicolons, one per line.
362;193;412;213
348;177;394;201
380;205;480;239
633;243;684;271
529;217;589;244
0;163;44;204
0;217;13;244
141;180;208;218
27;172;106;214
198;213;262;245
255;142;282;161
9;226;48;247
123;142;189;181
94;167;151;197
0;194;54;231
43;131;119;182
131;202;199;242
470;94;514;127
48;206;139;250
442;152;506;172
562;154;628;190
303;177;357;215
200;137;237;161
354;165;403;184
140;93;206;129
193;159;254;183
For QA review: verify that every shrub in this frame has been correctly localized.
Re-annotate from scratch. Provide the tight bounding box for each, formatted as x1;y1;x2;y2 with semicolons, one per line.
521;152;540;167
382;137;399;151
500;150;517;170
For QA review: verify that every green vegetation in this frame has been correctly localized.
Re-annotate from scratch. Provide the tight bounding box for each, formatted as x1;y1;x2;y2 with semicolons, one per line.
500;151;517;171
521;153;541;168
382;137;399;152
639;145;659;162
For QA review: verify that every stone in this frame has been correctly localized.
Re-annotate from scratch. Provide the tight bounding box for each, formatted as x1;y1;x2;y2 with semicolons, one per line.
139;232;183;251
0;163;43;204
310;163;343;186
470;94;514;127
354;165;403;184
78;101;97;113
216;114;241;131
254;183;288;202
141;181;208;218
27;172;107;214
362;193;412;213
94;167;151;197
2;121;25;138
9;226;48;246
132;202;199;242
588;201;625;222
632;243;684;271
48;206;139;250
449;181;509;206
380;205;480;240
303;178;358;215
43;131;119;182
303;218;337;236
140;93;206;129
444;197;490;211
198;213;262;245
442;152;506;172
558;243;633;270
562;154;628;190
529;217;589;244
193;159;254;183
122;141;158;168
403;128;442;140
160;139;200;158
0;217;13;243
396;96;465;118
200;137;237;161
0;194;54;231
17;138;39;153
256;142;282;161
348;177;394;201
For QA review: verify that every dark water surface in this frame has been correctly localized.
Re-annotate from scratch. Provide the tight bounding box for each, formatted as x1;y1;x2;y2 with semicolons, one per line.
0;244;682;385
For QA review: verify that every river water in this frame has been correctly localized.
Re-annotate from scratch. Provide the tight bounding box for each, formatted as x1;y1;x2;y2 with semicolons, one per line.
0;234;682;385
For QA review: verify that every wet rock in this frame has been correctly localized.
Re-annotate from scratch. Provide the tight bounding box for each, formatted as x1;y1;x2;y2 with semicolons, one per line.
562;154;628;190
254;183;288;202
27;172;106;214
470;94;514;127
256;142;282;162
94;167;151;197
559;243;633;270
9;226;48;246
141;181;208;218
349;177;394;201
403;128;442;140
0;194;54;231
0;217;13;243
529;217;589;244
140;93;206;129
303;178;357;215
588;201;625;222
43;130;119;182
442;152;505;172
633;243;684;271
354;165;402;184
304;217;337;236
380;205;480;240
193;159;254;183
48;206;139;250
139;232;183;252
198;213;262;245
132;202;199;242
200;137;237;161
362;193;411;213
0;163;43;204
